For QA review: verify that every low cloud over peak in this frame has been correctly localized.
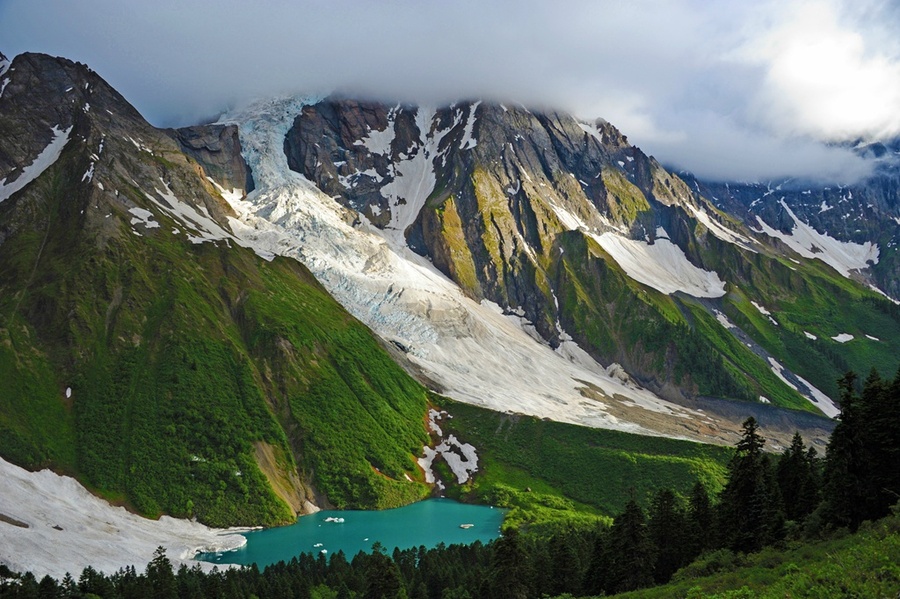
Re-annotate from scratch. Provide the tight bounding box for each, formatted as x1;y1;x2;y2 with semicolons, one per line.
2;0;898;184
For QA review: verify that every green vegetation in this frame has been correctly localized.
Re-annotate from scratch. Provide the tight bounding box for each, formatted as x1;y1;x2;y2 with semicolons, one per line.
607;513;900;598
0;136;429;526
555;231;755;402
438;400;731;528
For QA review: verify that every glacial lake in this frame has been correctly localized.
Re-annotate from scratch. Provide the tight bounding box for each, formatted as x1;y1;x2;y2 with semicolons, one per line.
197;498;506;568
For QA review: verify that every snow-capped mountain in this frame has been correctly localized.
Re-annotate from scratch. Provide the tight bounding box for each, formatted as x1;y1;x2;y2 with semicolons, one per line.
3;51;899;546
220;96;900;434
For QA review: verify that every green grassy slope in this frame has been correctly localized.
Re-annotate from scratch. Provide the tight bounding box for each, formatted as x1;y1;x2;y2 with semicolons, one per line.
437;399;732;531
604;510;900;599
0;119;429;527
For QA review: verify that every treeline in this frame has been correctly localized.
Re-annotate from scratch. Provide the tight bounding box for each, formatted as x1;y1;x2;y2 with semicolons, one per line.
2;368;898;599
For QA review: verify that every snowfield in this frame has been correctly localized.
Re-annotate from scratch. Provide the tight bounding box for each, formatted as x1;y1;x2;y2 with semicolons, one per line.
589;230;727;298
0;457;249;580
753;200;879;278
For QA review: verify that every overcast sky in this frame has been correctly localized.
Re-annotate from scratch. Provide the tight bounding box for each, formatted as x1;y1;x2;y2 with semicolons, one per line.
3;0;900;183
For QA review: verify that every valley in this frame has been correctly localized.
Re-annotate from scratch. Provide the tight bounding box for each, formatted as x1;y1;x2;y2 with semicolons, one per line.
0;49;898;590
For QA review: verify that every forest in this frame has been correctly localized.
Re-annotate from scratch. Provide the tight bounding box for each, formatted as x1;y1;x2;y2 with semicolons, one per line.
1;368;899;598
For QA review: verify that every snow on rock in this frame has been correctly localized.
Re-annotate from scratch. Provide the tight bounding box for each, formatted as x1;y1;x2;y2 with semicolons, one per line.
379;107;454;246
81;162;95;183
129;207;160;230
0;78;9;99
690;206;756;252
0;125;72;204
589;231;726;298
768;357;839;417
832;333;854;343
206;176;244;204
752;200;879;278
0;457;249;580
457;101;480;150
714;309;735;329
217;96;721;443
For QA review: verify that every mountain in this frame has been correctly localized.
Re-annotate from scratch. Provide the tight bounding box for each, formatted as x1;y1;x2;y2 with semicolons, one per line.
685;160;900;299
0;53;434;526
238;97;898;430
2;51;898;533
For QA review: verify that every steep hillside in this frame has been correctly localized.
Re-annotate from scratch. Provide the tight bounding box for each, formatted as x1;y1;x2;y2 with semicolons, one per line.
0;54;432;526
262;98;899;429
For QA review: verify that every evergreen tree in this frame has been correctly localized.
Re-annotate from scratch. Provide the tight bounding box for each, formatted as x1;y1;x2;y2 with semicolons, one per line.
363;545;404;599
717;417;782;552
489;528;530;599
145;547;177;599
647;488;687;584
822;371;870;530
606;499;656;594
686;481;714;559
860;368;900;520
36;576;58;599
548;532;581;597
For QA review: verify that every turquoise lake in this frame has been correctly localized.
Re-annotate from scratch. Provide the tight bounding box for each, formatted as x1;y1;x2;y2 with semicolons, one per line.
197;499;506;568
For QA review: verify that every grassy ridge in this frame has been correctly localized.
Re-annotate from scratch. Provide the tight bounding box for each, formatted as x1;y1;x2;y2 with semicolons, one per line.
438;399;732;530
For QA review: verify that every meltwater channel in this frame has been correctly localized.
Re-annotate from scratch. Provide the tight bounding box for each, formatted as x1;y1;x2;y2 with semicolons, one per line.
197;499;506;567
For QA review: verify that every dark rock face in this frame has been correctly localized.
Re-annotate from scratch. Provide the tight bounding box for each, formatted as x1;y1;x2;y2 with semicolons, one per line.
282;98;749;395
170;123;254;195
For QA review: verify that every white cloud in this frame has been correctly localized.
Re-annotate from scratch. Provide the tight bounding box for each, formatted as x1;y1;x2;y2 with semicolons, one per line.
1;0;898;183
740;0;900;142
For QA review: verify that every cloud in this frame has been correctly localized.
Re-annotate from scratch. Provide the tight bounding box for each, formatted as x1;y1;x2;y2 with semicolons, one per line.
1;0;898;183
739;0;900;142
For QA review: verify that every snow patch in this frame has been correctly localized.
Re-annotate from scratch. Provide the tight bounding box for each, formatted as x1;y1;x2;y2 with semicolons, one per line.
768;357;839;417
804;331;818;340
81;162;95;183
690;206;756;252
714;309;735;329
589;231;726;298
866;334;880;341
0;457;249;580
751;301;771;316
0;125;72;203
458;101;480;150
831;333;854;343
752;200;878;277
129;207;160;230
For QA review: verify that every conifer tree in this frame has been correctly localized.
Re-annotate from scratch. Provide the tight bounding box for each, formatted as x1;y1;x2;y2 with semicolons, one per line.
606;499;656;593
648;488;687;583
686;481;714;559
717;417;782;552
822;371;870;530
777;432;819;522
489;528;530;599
